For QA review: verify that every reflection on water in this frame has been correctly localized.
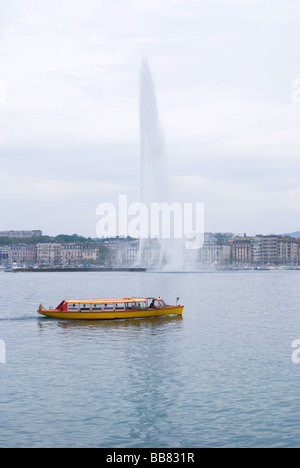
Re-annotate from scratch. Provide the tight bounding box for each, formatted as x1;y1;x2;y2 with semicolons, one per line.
37;314;182;332
35;305;184;447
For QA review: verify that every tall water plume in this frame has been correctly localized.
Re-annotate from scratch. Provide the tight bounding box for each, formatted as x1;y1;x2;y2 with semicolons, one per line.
139;59;165;267
140;59;168;207
139;59;186;270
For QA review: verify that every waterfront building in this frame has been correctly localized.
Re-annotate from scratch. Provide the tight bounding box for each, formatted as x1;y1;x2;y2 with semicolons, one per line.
0;246;9;265
104;241;122;266
141;239;162;267
232;238;252;264
198;241;231;265
277;238;299;265
250;236;299;266
122;240;140;266
81;245;99;262
261;236;278;264
9;244;37;264
251;237;263;265
60;243;102;264
121;239;162;267
61;243;81;263
37;243;62;265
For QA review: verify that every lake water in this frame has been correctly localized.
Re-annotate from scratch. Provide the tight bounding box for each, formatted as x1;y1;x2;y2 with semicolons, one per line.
0;270;300;448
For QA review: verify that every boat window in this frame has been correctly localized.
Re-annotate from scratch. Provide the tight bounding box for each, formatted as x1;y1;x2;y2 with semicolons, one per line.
158;300;164;308
92;304;103;311
68;303;79;311
115;303;125;310
136;302;147;310
126;303;136;310
80;303;91;311
103;303;114;311
149;299;159;308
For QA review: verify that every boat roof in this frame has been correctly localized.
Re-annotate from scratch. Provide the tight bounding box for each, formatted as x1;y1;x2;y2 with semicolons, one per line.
65;297;162;304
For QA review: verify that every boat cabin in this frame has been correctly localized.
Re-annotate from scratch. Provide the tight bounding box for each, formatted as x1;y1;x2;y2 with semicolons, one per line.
61;297;168;313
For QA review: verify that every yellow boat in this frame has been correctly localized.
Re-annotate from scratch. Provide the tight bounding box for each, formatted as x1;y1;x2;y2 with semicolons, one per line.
38;297;184;320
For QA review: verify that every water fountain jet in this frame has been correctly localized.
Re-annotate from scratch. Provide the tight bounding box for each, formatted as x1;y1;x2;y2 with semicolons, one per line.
138;59;188;271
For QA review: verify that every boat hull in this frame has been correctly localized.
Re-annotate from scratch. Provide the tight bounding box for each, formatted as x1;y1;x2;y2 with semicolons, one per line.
38;306;184;321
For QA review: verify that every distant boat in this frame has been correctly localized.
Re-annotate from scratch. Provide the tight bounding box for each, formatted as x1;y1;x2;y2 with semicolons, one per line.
38;297;184;320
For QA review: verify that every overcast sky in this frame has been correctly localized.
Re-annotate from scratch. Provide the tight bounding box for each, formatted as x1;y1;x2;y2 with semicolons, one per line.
1;0;300;236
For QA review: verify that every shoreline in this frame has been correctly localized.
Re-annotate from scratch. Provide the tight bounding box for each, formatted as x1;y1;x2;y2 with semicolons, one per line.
5;267;147;273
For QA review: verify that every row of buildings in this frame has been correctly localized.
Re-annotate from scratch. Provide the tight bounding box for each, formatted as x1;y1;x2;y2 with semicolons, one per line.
0;230;42;238
0;240;148;267
200;235;300;266
0;242;117;266
0;235;300;268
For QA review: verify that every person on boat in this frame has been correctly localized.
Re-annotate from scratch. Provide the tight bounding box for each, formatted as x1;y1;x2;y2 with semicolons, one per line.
149;299;156;309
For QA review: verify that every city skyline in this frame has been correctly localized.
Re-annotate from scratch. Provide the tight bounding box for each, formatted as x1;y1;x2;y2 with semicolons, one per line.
1;229;300;269
1;227;300;239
